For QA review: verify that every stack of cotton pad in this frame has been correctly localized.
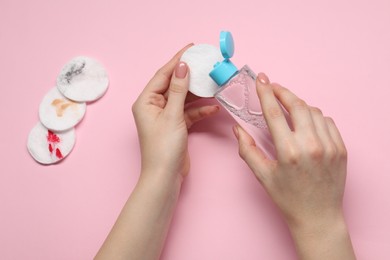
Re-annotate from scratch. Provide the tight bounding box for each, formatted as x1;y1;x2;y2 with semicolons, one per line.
27;56;109;164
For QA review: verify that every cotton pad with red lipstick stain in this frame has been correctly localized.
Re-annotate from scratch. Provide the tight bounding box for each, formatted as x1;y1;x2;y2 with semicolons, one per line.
56;56;109;102
27;123;76;165
39;87;86;131
180;44;224;98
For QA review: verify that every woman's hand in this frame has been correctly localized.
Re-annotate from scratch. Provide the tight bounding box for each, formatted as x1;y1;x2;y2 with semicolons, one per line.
132;44;219;183
96;45;219;260
234;73;355;259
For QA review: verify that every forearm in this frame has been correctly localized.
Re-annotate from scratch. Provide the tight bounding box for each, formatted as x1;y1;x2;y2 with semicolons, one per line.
288;215;356;260
95;171;182;260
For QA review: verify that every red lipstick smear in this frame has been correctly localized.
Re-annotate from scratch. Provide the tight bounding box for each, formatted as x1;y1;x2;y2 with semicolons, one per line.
55;148;64;159
47;130;63;159
47;130;60;143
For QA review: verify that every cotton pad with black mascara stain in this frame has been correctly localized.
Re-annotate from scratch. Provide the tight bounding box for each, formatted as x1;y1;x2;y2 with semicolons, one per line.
57;56;109;102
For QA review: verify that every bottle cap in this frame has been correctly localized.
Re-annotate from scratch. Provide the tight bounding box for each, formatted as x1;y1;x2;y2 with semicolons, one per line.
220;31;235;58
209;31;238;86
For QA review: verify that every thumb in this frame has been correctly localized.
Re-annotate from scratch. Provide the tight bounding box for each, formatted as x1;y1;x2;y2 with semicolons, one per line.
165;62;189;116
233;125;273;183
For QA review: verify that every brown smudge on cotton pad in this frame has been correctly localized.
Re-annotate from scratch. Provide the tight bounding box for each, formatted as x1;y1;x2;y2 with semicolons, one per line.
39;87;86;131
51;99;77;117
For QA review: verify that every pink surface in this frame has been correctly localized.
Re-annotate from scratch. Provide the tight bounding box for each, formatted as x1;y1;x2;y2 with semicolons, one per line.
1;0;389;259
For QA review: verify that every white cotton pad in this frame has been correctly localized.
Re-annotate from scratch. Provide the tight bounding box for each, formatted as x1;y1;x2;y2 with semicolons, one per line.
180;44;224;97
27;122;76;165
39;87;86;131
56;56;109;102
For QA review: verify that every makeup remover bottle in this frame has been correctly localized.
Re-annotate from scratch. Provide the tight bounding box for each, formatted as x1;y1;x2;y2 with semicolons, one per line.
210;31;278;159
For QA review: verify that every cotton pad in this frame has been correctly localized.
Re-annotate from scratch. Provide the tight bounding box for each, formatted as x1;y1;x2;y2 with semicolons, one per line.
39;87;86;131
57;56;109;102
27;122;76;165
180;44;224;97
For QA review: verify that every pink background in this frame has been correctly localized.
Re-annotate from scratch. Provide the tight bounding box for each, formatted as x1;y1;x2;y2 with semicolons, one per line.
1;0;389;259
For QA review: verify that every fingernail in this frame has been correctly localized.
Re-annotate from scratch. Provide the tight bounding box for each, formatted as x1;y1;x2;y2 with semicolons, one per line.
175;62;188;79
233;125;239;139
257;72;270;84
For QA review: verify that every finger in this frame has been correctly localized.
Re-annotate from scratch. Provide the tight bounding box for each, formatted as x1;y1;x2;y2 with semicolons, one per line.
163;89;200;104
272;83;315;133
184;105;219;128
325;117;348;158
256;74;291;149
309;106;337;157
165;62;190;116
144;43;194;94
309;106;332;141
272;83;314;133
233;125;274;184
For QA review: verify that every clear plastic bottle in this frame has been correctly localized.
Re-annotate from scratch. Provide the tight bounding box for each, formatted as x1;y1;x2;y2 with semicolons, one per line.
210;31;277;159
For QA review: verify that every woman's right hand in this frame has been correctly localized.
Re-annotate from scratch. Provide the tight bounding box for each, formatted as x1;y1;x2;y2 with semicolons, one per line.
233;73;355;260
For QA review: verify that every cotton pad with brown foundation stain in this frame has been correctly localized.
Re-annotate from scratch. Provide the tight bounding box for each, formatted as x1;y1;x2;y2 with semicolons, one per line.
39;87;86;131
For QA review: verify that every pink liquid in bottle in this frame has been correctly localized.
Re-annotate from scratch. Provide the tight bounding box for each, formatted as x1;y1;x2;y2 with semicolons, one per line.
214;65;276;159
210;31;286;159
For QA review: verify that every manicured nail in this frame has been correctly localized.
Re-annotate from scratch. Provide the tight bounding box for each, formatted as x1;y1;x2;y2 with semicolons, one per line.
175;62;188;79
257;72;270;84
233;125;239;139
213;105;220;111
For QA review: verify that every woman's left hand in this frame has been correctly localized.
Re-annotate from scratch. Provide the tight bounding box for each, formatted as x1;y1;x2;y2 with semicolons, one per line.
132;44;220;183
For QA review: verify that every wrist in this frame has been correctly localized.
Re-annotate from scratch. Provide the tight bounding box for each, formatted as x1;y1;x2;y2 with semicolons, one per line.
139;167;184;195
287;212;355;259
140;158;187;184
286;209;346;235
288;213;347;239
